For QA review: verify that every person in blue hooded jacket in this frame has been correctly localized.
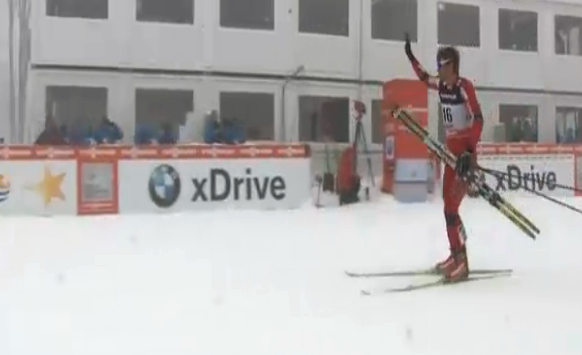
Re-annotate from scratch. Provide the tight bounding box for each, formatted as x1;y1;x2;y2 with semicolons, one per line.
221;117;246;144
94;116;123;144
203;110;222;144
158;122;177;145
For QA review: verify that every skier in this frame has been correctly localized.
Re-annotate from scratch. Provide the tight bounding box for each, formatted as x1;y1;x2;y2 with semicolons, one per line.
402;35;484;282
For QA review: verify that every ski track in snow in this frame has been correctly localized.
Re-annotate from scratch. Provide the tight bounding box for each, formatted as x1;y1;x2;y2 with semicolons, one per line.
0;196;581;355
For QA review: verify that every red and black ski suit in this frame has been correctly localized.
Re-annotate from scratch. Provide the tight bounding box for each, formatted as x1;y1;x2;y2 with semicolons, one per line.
410;60;484;251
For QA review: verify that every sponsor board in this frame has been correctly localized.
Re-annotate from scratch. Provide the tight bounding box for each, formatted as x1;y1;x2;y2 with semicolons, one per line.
0;161;77;215
478;154;574;197
0;144;311;216
118;158;311;213
77;161;118;215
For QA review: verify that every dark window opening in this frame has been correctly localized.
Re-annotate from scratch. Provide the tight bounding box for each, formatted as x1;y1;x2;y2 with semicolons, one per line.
45;86;108;132
556;107;582;143
437;2;480;47
372;0;417;42
299;96;349;143
46;0;109;19
135;89;194;144
220;0;274;30
136;0;194;24
555;15;582;56
299;0;349;37
499;9;538;52
219;92;275;141
499;104;538;142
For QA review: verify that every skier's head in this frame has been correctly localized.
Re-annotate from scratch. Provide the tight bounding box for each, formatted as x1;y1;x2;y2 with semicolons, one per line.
437;46;460;81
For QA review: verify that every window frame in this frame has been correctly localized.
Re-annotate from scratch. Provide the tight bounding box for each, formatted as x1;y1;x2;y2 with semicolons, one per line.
136;0;195;25
219;0;275;31
297;95;350;143
498;8;539;52
554;14;582;56
134;88;194;130
46;0;109;19
371;0;418;43
218;91;276;141
498;103;539;143
437;1;481;48
44;85;109;143
298;0;350;37
555;106;582;143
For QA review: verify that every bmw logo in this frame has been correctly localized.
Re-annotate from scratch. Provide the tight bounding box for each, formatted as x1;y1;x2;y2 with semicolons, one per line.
148;164;181;208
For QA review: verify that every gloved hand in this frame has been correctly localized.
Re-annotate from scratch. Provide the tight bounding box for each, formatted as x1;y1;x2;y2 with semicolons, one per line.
404;33;415;62
455;150;474;178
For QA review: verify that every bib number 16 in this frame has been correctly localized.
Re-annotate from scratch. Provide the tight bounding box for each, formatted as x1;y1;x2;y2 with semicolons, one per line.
442;107;453;124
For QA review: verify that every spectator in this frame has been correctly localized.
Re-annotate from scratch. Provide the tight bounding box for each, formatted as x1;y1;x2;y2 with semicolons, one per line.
35;115;67;146
222;117;246;144
94;116;123;144
67;124;93;146
158;123;177;145
203;110;222;144
134;123;156;145
59;124;70;144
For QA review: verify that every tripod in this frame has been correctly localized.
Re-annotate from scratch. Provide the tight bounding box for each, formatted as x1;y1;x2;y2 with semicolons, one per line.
352;102;375;188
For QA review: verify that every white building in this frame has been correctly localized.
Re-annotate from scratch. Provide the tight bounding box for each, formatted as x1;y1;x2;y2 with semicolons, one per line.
2;0;582;145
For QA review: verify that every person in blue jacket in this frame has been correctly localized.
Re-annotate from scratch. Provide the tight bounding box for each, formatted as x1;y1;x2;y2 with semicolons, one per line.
204;110;222;144
221;117;246;144
94;116;123;144
158;123;177;145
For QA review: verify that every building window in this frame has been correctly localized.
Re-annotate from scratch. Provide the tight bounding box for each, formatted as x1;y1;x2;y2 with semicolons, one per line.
372;0;417;42
220;0;274;30
371;100;384;144
46;0;108;19
555;15;582;56
45;85;108;133
219;92;275;141
299;0;349;37
556;107;582;143
499;104;538;142
135;89;194;143
298;96;349;143
499;9;538;52
136;0;194;24
437;2;481;47
437;2;480;47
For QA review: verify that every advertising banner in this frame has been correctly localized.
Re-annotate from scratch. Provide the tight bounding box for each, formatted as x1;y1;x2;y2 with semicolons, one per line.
0;160;77;215
478;154;575;197
118;158;311;213
77;161;118;215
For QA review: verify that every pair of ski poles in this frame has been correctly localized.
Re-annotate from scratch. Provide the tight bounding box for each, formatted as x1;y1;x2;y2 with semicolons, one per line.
391;107;540;240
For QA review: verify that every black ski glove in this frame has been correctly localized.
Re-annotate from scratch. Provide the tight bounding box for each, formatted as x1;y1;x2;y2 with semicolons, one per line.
404;33;415;62
455;150;474;178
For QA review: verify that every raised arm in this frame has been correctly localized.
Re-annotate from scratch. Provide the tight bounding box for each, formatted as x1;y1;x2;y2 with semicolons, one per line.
404;34;439;90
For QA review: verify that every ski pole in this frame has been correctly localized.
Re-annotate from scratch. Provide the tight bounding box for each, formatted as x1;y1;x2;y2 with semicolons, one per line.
479;168;582;215
478;166;582;194
392;108;539;238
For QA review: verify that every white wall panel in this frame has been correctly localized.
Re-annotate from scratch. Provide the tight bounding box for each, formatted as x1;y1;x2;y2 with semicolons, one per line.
10;0;582;144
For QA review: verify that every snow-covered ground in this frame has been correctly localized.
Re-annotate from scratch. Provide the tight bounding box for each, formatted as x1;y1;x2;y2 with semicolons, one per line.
1;195;581;355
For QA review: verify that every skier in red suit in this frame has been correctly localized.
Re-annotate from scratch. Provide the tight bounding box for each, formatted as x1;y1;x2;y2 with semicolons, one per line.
403;35;484;282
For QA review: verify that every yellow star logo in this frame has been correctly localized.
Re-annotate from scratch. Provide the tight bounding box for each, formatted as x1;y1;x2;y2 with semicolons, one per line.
25;166;66;206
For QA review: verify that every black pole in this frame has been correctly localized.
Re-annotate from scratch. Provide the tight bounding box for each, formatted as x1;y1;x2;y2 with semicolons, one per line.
478;167;582;216
478;166;582;193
